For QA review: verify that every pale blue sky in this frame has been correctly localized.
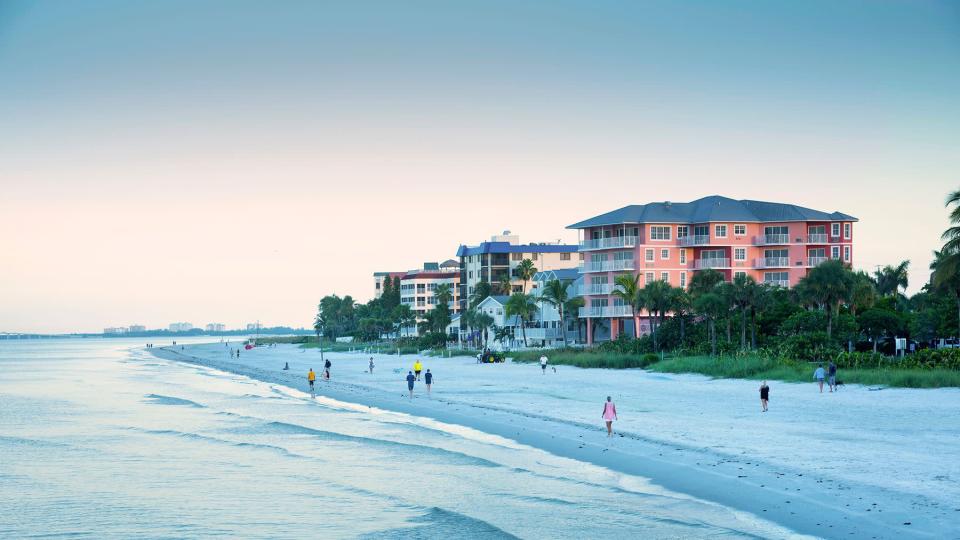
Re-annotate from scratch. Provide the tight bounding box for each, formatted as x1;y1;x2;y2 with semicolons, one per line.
1;1;958;333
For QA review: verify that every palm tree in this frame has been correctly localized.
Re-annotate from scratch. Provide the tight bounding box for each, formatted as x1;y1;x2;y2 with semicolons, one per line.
641;280;673;351
749;283;772;350
498;275;513;296
505;293;538;347
941;189;960;253
849;271;877;317
470;281;493;308
689;268;724;298
931;249;960;339
612;274;643;338
798;259;855;340
475;312;494;349
564;296;585;343
435;283;453;306
540;279;572;346
694;292;726;356
873;261;909;298
730;273;756;349
670;287;692;344
515;259;538;294
460;308;476;346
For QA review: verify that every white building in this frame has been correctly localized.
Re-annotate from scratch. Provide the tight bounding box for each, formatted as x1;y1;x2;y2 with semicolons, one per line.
456;232;580;314
206;323;226;332
128;325;146;333
399;261;461;335
103;327;127;335
169;322;193;332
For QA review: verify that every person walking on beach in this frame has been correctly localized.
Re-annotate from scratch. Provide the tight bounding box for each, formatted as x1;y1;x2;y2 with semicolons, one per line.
369;357;375;374
813;363;826;393
424;369;433;395
413;360;423;381
308;368;316;397
324;358;331;380
828;361;838;393
406;371;416;399
540;354;548;374
759;381;770;412
602;396;618;437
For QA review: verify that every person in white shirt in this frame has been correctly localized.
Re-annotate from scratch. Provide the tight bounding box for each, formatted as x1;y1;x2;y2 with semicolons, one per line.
540;355;548;374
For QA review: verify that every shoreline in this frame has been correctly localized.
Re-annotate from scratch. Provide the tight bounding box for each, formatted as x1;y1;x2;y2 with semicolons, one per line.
149;343;953;539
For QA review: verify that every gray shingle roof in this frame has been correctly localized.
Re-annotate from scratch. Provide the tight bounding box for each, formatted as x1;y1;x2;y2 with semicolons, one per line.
567;196;857;229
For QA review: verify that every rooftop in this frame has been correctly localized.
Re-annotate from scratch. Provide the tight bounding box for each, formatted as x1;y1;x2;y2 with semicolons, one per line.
568;196;858;229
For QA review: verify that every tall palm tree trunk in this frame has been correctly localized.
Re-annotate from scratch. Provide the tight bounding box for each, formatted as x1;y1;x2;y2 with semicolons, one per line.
750;309;757;350
740;308;747;349
521;321;528;347
710;320;717;356
559;305;567;347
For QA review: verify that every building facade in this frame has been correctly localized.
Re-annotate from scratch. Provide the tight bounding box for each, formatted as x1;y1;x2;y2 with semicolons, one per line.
169;322;193;332
206;323;226;332
373;271;406;298
398;261;461;334
456;232;580;314
568;196;857;344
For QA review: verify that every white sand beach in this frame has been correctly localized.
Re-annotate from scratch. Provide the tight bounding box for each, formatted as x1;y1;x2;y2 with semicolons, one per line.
152;342;960;539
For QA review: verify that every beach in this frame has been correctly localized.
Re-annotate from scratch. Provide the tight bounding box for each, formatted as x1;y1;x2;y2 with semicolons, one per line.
148;341;960;539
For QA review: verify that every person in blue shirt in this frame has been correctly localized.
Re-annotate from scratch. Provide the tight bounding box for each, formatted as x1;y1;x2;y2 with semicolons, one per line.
813;364;826;393
406;371;415;399
424;369;433;395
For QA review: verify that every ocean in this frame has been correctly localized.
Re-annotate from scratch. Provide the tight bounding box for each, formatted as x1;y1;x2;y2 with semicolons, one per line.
0;338;792;539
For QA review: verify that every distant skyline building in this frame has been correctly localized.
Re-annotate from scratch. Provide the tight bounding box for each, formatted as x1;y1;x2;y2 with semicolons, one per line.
568;195;857;344
205;323;226;332
246;322;262;331
103;327;127;334
168;322;194;332
456;232;580;314
128;325;146;333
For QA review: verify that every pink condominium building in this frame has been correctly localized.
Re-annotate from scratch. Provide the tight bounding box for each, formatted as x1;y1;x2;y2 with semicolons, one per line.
568;196;857;344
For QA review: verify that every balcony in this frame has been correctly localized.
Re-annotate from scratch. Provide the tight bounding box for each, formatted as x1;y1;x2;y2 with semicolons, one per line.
694;258;730;269
579;236;639;251
763;279;790;288
580;259;636;273
679;235;710;246
755;257;790;268
808;257;828;267
578;305;634;318
577;283;615;296
753;234;790;245
807;234;828;243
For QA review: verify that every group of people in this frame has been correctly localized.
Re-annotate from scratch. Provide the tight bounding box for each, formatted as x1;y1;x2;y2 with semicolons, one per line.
813;361;840;393
306;358;333;396
406;359;433;398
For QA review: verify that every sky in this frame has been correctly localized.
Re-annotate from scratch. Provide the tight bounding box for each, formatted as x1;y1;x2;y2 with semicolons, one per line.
1;0;958;334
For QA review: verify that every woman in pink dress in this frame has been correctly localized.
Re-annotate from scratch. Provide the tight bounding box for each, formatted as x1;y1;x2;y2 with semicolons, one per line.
602;396;618;437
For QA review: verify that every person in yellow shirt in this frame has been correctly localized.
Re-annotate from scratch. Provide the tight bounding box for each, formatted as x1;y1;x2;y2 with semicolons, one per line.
413;360;423;381
307;368;316;394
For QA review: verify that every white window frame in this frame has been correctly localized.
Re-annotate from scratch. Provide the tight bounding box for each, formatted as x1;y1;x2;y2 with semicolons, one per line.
831;223;840;238
679;272;686;288
715;224;727;238
831;246;840;259
734;271;747;279
650;226;671;241
734;247;746;261
844;245;851;262
645;248;654;262
844;223;851;239
660;272;669;282
645;272;654;284
734;224;746;236
679;249;686;264
677;225;689;238
660;248;669;260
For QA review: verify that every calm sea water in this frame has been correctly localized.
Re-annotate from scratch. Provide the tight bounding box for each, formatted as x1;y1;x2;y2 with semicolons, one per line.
0;338;789;539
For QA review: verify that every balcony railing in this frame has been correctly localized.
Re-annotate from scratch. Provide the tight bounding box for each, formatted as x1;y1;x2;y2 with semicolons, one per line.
763;279;790;288
808;257;828;267
753;234;790;245
524;327;560;340
694;258;730;269
580;259;636;273
579;305;634;318
755;257;790;268
807;234;828;243
579;236;639;251
679;235;710;246
577;283;615;296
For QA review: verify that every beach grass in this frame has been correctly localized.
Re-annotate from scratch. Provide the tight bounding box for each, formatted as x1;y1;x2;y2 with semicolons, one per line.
510;349;960;388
